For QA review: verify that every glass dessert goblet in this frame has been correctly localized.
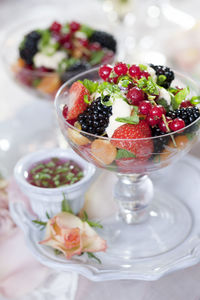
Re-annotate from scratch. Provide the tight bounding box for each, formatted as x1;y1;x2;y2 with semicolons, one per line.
55;68;200;259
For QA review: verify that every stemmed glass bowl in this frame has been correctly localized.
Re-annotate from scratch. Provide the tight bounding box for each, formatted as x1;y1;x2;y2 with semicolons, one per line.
55;67;200;259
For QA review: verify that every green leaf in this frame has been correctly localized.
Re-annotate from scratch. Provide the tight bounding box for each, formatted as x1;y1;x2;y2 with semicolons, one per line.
172;87;190;110
156;98;170;112
101;96;113;106
46;212;51;219
115;114;139;124
61;23;70;34
32;78;41;87
82;79;99;94
116;149;136;159
61;193;73;214
118;76;132;88
90;51;104;66
109;70;118;79
80;24;94;38
54;249;63;255
168;87;179;95
138;77;159;96
32;220;47;230
19;37;26;50
84;95;90;104
58;58;80;73
190;96;200;105
87;252;101;264
139;64;147;71
82;211;103;229
157;75;167;86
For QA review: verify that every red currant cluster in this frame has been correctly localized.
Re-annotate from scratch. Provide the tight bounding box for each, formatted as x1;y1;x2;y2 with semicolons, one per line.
99;62;186;133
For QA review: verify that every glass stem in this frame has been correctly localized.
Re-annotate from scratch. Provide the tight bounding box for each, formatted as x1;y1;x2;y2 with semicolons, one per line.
114;174;154;224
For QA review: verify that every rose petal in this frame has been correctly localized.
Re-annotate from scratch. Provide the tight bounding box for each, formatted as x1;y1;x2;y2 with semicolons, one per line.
82;222;107;253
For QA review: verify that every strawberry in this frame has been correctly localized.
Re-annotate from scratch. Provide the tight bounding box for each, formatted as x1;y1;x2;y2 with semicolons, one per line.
111;120;153;161
67;82;90;120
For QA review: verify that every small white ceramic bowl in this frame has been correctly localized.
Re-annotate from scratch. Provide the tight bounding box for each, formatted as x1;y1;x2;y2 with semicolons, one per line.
14;148;96;220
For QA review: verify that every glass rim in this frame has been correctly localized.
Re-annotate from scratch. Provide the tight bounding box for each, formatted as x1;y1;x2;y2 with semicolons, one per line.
54;67;200;142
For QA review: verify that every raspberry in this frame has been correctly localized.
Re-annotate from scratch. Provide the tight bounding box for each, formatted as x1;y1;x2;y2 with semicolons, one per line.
99;65;112;81
158;117;172;133
127;87;145;105
149;106;163;119
140;71;150;79
114;62;128;76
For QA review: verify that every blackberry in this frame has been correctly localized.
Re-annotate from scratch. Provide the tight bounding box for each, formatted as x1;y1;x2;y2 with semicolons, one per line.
19;31;41;65
167;107;200;126
150;64;174;89
151;126;170;154
89;31;117;53
78;96;112;135
61;61;90;83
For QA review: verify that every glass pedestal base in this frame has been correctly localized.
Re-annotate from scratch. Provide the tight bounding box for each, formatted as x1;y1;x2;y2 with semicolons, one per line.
99;191;192;259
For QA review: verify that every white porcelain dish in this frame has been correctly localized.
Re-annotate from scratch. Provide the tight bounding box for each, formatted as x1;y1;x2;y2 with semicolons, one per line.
10;155;200;281
14;148;96;219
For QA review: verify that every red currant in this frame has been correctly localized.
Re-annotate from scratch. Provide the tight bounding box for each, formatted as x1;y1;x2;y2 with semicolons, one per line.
127;87;145;105
146;115;159;126
63;41;73;50
149;106;163;119
78;38;89;47
114;62;128;76
158;117;172;133
169;118;185;131
180;100;193;108
63;105;68;119
129;65;141;78
50;21;62;33
59;33;71;45
99;65;112;81
69;21;80;32
139;101;152;115
89;42;101;51
140;71;150;79
157;105;166;115
108;76;118;84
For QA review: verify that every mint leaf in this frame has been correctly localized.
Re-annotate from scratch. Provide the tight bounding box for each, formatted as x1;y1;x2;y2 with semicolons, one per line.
82;79;99;94
90;51;104;66
32;220;47;230
118;76;132;88
109;70;118;78
80;24;94;37
116;149;136;159
115;114;139;124
58;58;80;73
168;87;179;95
61;193;73;214
190;96;200;105
84;95;90;104
87;252;101;264
139;64;147;71
172;87;190;110
156;98;170;112
138;77;159;95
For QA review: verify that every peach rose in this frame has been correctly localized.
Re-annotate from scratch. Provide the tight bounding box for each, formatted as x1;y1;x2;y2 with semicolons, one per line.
39;212;107;259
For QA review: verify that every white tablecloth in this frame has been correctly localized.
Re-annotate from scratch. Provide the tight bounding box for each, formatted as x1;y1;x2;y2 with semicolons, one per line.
1;0;200;299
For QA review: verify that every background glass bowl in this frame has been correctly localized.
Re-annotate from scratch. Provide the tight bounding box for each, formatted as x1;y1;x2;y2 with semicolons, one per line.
2;19;115;100
55;68;200;260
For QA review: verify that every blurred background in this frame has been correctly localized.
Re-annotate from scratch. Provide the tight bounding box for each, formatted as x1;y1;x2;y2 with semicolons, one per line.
1;1;200;299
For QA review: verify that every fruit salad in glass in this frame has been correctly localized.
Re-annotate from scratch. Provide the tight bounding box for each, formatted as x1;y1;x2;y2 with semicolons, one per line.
55;63;200;257
56;62;200;174
12;21;116;99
